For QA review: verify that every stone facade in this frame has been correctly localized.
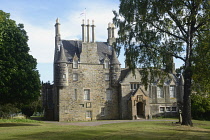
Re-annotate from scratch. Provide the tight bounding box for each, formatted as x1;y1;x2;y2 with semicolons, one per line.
42;18;184;121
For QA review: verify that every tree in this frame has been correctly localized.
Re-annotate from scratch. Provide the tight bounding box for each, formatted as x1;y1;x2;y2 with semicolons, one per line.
113;0;210;126
0;10;41;108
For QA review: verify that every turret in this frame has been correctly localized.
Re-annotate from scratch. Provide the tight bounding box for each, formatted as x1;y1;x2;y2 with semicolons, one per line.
55;44;68;87
107;23;116;46
110;48;121;86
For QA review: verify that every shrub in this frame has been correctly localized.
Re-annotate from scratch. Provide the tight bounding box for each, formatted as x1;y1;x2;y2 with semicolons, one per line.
0;104;19;119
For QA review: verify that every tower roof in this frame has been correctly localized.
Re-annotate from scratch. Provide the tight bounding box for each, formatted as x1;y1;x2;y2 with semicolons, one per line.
57;44;67;63
111;48;121;65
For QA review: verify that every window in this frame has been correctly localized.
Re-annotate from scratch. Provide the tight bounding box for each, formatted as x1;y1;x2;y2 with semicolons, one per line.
166;107;171;112
160;107;165;112
101;107;105;116
63;74;66;79
106;89;112;100
130;83;140;90
73;60;78;68
84;89;90;100
104;60;109;69
172;107;177;112
73;73;78;81
113;74;117;80
170;86;176;98
74;89;77;100
86;111;92;118
157;86;164;98
105;74;110;81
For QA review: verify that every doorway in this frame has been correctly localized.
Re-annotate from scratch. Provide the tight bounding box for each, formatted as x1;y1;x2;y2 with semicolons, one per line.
137;102;144;117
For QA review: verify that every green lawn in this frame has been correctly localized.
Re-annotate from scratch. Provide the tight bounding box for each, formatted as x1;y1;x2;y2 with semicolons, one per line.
0;119;210;140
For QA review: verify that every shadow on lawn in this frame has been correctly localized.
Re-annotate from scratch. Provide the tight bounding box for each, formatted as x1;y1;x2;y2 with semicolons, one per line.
9;127;210;140
0;123;41;127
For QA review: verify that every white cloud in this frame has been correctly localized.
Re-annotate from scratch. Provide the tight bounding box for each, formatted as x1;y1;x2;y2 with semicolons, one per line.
6;0;120;64
25;24;54;63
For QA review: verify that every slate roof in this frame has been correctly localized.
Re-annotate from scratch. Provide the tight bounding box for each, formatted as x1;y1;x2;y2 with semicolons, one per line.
61;40;112;63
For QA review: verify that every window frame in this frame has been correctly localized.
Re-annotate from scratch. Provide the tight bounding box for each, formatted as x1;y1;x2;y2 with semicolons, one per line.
84;89;90;100
101;107;105;116
105;73;110;81
157;86;164;98
73;73;78;81
159;107;165;112
169;86;176;98
104;60;109;69
73;59;78;69
86;110;92;118
171;107;177;112
166;107;171;112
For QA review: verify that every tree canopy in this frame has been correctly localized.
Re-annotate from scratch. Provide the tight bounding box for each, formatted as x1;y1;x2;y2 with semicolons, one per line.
0;10;41;107
113;0;210;126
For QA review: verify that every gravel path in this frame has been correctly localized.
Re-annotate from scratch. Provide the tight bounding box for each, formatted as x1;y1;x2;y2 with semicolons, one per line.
44;119;176;126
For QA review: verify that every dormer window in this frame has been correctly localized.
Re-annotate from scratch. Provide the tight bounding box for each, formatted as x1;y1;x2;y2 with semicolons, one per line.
73;59;78;69
104;60;109;69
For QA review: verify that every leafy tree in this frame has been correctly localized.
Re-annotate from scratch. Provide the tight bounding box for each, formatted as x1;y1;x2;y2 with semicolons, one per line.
191;93;210;120
113;0;210;126
192;24;210;93
0;10;41;108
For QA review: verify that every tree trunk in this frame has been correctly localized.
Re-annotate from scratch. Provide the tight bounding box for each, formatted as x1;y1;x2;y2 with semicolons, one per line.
182;67;193;126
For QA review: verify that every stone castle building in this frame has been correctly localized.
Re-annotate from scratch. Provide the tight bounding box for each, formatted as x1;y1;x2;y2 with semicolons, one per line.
43;18;184;121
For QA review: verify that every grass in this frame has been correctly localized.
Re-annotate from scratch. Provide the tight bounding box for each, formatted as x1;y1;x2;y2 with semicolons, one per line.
0;119;210;140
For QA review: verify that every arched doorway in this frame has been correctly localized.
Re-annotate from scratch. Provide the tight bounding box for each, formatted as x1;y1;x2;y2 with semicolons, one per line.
137;102;144;117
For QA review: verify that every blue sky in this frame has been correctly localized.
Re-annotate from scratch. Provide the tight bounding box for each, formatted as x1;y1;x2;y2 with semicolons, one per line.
1;0;183;83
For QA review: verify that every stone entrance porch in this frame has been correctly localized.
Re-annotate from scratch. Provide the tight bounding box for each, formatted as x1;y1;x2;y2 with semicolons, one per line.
129;88;150;120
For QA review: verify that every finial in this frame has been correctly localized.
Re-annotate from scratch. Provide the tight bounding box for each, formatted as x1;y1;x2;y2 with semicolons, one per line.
82;19;84;24
92;20;94;25
111;23;115;28
108;22;111;27
56;18;59;23
87;19;89;25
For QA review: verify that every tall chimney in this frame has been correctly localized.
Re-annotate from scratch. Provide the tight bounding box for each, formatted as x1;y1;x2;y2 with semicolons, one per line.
81;19;86;42
108;23;112;38
111;23;115;38
55;18;61;36
87;19;90;43
91;20;95;42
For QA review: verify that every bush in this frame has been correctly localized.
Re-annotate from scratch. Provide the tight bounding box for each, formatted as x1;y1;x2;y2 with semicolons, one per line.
21;106;35;118
0;104;19;119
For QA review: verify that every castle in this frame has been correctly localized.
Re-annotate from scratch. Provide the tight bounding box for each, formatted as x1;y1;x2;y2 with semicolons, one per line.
43;18;184;121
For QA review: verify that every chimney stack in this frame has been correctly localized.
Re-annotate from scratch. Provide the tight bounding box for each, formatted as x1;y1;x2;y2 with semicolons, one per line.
81;19;96;43
107;23;116;46
87;19;90;43
81;19;86;42
91;20;95;42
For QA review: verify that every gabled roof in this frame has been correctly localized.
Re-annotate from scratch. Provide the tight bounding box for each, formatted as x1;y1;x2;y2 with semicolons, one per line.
128;87;148;100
